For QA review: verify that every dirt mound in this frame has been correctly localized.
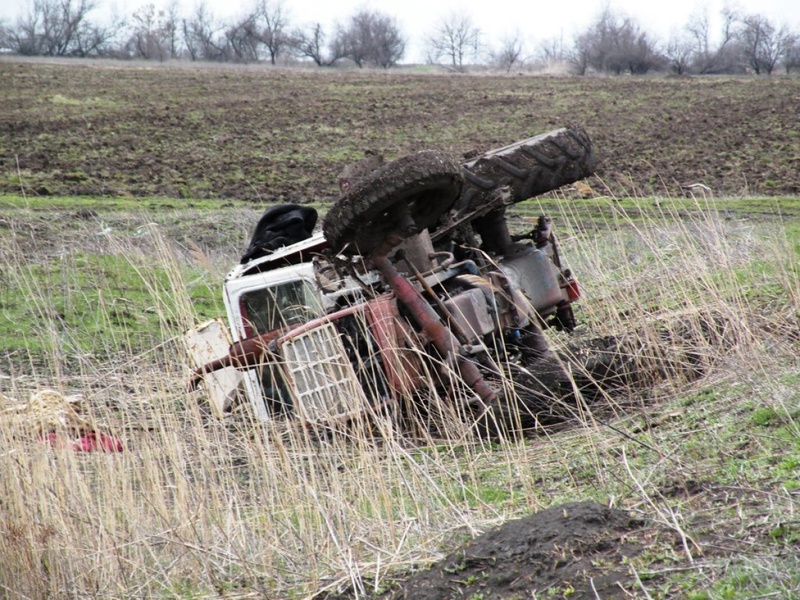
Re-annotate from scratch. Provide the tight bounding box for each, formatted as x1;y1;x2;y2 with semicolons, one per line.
388;501;648;599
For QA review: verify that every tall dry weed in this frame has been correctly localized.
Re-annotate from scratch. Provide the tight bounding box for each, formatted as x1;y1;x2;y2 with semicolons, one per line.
0;196;797;598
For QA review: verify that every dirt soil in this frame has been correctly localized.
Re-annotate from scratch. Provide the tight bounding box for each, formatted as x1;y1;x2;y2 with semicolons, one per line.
1;59;799;202
391;502;647;599
326;502;664;599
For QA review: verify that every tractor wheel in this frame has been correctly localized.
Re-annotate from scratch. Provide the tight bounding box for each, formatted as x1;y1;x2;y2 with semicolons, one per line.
323;150;463;256
456;127;596;213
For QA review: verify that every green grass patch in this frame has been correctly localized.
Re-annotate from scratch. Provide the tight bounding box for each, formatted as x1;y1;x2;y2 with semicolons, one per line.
0;250;222;362
49;93;119;108
0;194;250;212
512;195;800;233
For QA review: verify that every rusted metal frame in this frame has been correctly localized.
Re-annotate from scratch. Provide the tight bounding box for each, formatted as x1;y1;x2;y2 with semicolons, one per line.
363;295;420;396
189;327;285;389
398;250;502;378
190;304;367;386
370;253;497;405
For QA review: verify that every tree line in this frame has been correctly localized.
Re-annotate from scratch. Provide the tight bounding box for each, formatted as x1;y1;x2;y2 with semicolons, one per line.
0;0;406;66
1;0;798;75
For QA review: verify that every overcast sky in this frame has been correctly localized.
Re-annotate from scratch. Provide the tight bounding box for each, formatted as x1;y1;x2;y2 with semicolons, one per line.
1;0;798;63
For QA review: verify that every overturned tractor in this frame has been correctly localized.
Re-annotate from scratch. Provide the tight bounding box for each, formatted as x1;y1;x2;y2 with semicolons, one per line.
187;127;596;437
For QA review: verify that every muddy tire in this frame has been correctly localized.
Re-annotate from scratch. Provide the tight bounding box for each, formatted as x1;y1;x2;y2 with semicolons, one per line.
456;127;595;212
323;150;463;256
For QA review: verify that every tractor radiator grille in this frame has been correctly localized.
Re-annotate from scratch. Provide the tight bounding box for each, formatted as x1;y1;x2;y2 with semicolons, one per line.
280;322;368;422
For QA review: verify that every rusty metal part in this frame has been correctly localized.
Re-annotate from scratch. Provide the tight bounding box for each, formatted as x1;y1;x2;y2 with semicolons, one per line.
189;329;283;390
364;295;423;396
370;254;497;405
190;303;368;388
399;249;497;357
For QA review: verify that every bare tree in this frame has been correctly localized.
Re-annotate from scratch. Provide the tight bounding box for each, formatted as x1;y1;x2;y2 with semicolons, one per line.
568;31;591;75
181;3;225;61
368;12;405;68
784;37;800;74
685;5;740;74
332;10;405;68
426;11;480;71
615;20;663;74
224;13;260;62
252;0;288;64
580;5;623;73
183;0;290;65
684;7;712;63
333;15;366;67
4;0;112;56
162;0;180;59
0;21;11;51
82;21;119;55
537;34;567;67
127;3;178;60
288;22;342;66
737;13;794;74
569;6;662;75
492;31;524;72
665;31;694;74
202;0;291;64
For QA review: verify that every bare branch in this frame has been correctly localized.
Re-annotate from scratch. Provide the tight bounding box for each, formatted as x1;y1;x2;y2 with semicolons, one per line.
426;11;480;71
253;0;289;65
181;3;226;62
737;13;794;74
332;10;406;68
492;31;524;72
569;6;663;75
288;22;341;66
4;0;112;56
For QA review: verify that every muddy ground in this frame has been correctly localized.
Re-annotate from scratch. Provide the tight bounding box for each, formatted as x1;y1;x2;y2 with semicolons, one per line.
1;59;799;203
372;502;656;600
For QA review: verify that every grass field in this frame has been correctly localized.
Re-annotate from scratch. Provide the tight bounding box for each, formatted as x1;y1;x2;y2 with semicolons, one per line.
1;60;799;599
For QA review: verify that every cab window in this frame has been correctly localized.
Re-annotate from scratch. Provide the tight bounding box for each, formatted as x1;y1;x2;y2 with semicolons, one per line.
239;279;322;337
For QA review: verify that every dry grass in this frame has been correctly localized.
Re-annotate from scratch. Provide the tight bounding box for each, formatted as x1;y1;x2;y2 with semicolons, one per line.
0;193;798;598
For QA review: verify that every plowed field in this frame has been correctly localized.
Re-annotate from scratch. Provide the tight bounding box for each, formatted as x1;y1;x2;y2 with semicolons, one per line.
2;59;799;203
